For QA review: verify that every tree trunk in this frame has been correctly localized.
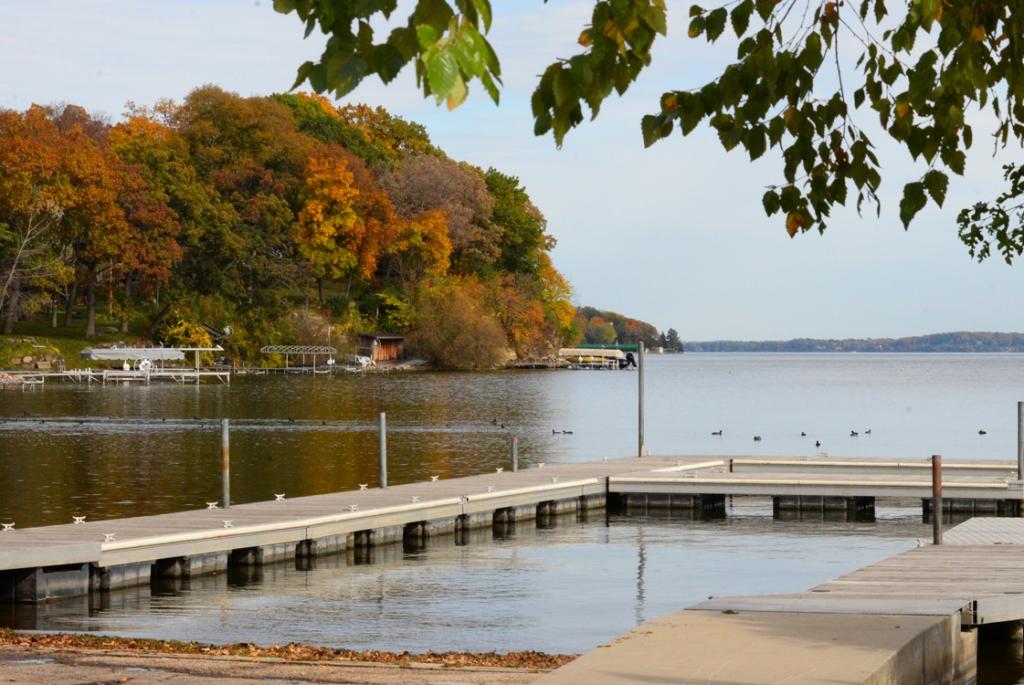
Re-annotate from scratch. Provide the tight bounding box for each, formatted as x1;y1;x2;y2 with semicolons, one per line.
85;266;97;339
64;280;77;328
120;279;132;333
147;302;172;339
318;278;325;310
51;297;58;328
2;277;18;335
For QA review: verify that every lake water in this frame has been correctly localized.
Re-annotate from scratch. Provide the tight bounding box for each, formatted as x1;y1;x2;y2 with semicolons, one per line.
1;354;1023;680
2;353;1022;527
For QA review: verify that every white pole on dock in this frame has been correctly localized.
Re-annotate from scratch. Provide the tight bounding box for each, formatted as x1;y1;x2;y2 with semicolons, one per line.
221;418;231;509
379;412;388;488
931;454;942;545
638;341;645;458
511;435;519;472
1017;401;1023;481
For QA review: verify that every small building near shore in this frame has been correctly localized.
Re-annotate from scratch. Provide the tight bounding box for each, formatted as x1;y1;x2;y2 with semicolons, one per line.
358;334;405;363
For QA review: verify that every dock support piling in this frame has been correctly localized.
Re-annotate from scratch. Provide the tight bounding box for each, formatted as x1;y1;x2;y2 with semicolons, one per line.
511;435;519;472
932;454;943;545
638;341;645;458
221;418;230;509
378;412;387;488
1018;401;1023;481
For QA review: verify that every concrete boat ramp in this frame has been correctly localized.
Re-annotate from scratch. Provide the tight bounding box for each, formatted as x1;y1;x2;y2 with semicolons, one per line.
5;455;1024;683
540;517;1024;684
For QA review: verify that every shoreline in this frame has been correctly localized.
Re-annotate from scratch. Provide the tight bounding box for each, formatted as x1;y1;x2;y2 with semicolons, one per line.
0;629;570;684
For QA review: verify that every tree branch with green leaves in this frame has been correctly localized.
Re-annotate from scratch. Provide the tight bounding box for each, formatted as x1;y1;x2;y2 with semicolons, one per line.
276;0;1024;261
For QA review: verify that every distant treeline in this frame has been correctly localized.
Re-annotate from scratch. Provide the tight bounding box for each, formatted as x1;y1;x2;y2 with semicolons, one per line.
577;306;683;351
685;332;1024;352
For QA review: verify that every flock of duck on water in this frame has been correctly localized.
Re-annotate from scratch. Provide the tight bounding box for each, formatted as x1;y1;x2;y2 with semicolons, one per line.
708;427;990;449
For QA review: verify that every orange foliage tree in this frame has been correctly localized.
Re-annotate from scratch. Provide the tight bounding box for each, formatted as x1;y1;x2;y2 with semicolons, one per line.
0;106;72;328
52;105;133;338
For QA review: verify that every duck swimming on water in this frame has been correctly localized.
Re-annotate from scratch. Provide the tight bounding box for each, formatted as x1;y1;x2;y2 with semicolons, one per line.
711;430;722;436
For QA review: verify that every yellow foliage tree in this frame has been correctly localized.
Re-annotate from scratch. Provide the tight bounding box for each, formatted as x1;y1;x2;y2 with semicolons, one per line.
295;147;360;303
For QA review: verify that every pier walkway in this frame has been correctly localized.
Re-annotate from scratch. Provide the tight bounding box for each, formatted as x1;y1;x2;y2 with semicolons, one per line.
3;455;1023;608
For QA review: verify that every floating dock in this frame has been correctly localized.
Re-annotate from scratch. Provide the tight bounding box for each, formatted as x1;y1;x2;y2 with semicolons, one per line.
2;455;1022;608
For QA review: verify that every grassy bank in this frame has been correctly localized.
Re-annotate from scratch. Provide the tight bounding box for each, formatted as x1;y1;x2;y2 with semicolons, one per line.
1;316;148;370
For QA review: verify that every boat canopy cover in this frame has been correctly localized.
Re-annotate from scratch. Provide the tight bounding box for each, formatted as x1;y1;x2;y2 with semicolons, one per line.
558;348;626;359
81;347;186;361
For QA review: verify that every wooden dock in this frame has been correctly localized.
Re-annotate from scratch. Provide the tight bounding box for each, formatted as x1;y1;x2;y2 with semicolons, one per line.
2;455;1023;608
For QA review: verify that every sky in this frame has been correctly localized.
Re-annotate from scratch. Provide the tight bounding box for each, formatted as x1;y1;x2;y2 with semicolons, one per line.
1;0;1021;340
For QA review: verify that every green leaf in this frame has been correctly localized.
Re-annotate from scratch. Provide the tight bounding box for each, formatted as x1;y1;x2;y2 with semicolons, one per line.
553;69;573;105
762;189;781;215
780;185;800;211
730;0;753;37
705;7;727;40
416;24;440;48
424;48;460;100
470;0;492;32
941;147;966;175
291;61;315;90
746;126;766;160
924;170;948;207
899;182;927;228
641;114;662;148
688;16;705;38
642;4;667;35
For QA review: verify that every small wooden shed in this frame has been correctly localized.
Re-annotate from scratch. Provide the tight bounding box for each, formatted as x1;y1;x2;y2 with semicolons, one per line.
358;334;405;362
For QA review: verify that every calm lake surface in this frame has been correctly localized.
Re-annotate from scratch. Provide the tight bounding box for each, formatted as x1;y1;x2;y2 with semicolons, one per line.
1;353;1023;680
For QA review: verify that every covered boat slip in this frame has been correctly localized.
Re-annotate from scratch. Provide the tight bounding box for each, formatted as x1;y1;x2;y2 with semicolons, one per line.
68;346;229;384
80;347;187;362
557;347;628;369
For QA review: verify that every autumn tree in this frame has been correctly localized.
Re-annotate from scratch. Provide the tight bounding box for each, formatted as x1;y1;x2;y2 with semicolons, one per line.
108;117;187;331
381;155;497;273
410;278;509;369
174;86;313;306
295;146;360;304
0;107;71;330
584;315;617;345
48;105;133;338
278;1;1024;261
387;208;452;286
109;108;236;334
